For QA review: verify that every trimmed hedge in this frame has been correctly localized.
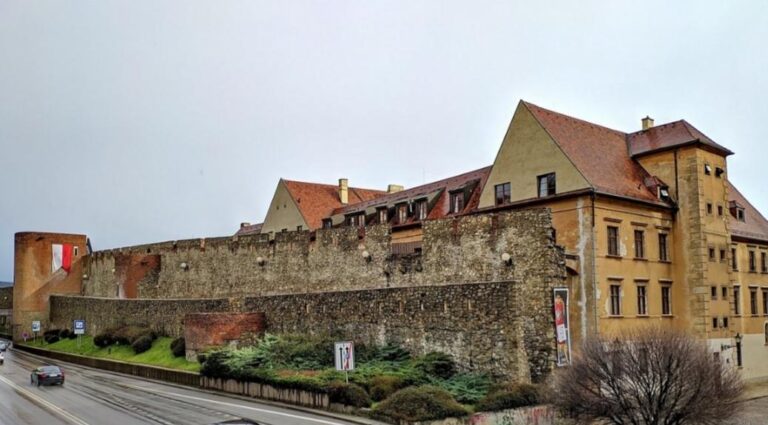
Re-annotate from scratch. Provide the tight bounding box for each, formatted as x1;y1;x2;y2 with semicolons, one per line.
44;334;60;344
374;386;468;421
94;333;114;348
131;335;154;354
369;375;407;402
170;337;186;358
326;382;371;408
475;383;540;412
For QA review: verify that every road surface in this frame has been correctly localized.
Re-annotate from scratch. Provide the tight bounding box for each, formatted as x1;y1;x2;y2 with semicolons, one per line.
0;341;368;425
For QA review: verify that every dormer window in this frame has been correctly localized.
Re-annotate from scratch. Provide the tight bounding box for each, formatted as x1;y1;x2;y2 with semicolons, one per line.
715;167;724;178
659;186;670;200
396;203;408;224
346;213;366;228
737;208;745;222
449;191;465;214
415;199;428;221
322;219;333;229
704;164;712;175
377;207;388;224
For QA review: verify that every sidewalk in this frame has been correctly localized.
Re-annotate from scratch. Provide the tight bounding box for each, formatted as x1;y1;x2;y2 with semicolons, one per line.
743;377;768;400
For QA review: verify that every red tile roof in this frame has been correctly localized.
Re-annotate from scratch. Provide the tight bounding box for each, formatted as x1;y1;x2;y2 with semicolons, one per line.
523;102;666;205
728;182;768;243
283;179;387;230
627;120;733;157
331;166;492;223
234;223;263;236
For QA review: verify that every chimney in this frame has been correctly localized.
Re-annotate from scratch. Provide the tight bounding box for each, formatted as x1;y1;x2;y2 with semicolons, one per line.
339;178;349;204
387;184;404;194
240;222;251;229
642;116;654;130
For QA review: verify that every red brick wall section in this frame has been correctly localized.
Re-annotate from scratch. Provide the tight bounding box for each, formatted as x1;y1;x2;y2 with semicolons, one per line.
184;312;265;353
115;254;160;299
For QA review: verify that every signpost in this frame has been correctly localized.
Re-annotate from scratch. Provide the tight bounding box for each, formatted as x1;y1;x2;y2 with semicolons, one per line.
74;320;85;348
334;341;355;383
32;321;41;343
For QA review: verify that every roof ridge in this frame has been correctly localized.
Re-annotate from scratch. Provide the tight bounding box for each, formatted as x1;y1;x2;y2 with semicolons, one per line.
282;178;387;193
627;120;687;137
728;180;768;225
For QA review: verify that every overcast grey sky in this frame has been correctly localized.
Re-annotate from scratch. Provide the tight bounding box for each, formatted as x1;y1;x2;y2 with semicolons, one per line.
1;1;767;281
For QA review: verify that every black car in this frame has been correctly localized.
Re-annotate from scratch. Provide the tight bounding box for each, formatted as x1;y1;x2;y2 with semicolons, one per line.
31;366;65;387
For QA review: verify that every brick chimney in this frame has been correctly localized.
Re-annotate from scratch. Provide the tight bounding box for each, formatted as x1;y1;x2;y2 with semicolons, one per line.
642;116;654;130
339;178;349;204
387;184;404;194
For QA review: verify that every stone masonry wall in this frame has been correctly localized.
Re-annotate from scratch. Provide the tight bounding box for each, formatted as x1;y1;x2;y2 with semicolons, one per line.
82;209;557;300
0;287;12;310
49;296;233;337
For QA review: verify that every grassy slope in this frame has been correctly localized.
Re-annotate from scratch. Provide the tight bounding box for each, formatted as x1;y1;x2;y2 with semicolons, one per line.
26;336;200;372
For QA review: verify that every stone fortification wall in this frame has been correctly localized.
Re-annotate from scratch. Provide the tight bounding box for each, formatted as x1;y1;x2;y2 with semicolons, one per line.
49;296;233;337
83;209;558;299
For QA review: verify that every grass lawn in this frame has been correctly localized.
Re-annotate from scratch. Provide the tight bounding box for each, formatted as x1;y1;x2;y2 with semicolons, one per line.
25;336;200;372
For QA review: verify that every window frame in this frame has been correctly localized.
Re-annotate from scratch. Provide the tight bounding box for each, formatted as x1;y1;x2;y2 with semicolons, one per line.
636;284;648;316
750;287;758;315
749;251;757;272
494;183;511;206
396;203;408;224
449;190;465;214
609;284;622;316
634;229;645;259
734;285;741;315
415;198;428;221
658;233;669;262
537;173;556;197
661;284;672;316
607;226;620;257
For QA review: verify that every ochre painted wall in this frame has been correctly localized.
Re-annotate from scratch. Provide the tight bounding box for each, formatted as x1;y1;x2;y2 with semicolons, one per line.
478;102;589;208
260;179;309;235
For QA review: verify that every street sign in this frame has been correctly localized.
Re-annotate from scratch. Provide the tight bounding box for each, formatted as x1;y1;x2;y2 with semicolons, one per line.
32;321;41;333
74;320;86;335
334;341;355;372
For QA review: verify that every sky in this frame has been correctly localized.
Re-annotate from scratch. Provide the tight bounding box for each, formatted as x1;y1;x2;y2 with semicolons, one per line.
1;1;767;282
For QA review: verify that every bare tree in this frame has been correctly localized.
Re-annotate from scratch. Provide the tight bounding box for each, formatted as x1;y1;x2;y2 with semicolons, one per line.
550;326;743;425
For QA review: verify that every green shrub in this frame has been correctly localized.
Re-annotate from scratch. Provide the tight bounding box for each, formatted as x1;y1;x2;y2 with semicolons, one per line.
67;330;77;340
170;337;186;358
94;332;114;348
374;385;468;421
43;329;60;337
439;372;492;404
369;375;407;401
112;326;156;345
414;352;457;379
131;335;154;354
475;383;540;412
44;334;60;344
58;329;71;339
326;382;371;408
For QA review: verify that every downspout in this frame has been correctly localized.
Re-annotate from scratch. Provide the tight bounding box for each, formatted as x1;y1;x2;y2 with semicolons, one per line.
591;190;598;336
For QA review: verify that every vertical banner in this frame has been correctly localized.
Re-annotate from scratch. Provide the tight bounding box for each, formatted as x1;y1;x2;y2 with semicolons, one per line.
334;341;355;371
554;288;571;366
51;244;73;273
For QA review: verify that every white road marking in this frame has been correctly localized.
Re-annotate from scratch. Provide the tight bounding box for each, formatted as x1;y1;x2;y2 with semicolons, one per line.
0;374;91;425
120;382;350;425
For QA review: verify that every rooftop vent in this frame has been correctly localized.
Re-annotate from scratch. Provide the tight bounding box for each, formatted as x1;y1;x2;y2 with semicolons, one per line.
387;184;404;193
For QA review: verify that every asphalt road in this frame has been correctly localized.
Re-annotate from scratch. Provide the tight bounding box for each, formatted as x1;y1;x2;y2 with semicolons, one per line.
0;342;367;425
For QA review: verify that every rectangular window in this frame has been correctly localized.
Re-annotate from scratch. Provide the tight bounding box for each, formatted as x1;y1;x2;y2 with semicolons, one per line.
659;233;669;261
711;286;718;299
347;214;365;227
297;225;303;231
749;251;756;272
322;219;332;229
722;287;728;299
661;285;671;315
378;208;388;224
449;191;464;214
396;204;408;224
610;284;622;316
74;246;79;256
416;200;428;221
732;248;738;271
763;289;768;316
720;249;726;262
718;205;723;216
634;230;645;259
608;226;620;256
537;173;556;197
712;317;718;329
762;252;767;273
637;285;647;316
704;164;712;175
734;286;741;315
707;203;713;214
723;317;729;328
494;183;511;205
750;288;758;315
709;247;716;261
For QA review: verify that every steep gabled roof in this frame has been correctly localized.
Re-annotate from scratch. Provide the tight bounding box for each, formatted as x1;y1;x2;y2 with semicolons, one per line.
283;180;387;230
522;101;665;205
627;120;733;157
728;182;768;243
332;166;492;221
